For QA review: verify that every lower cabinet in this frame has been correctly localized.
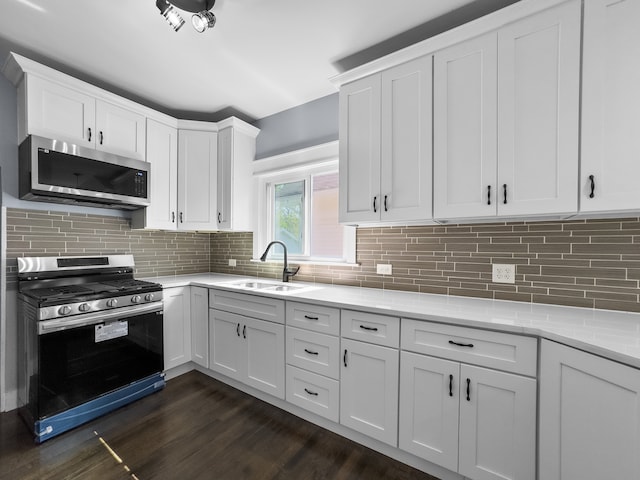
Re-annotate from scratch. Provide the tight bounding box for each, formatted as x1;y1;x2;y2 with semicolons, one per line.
399;351;536;480
539;340;640;480
163;286;191;370
209;308;285;399
190;286;209;369
340;337;399;447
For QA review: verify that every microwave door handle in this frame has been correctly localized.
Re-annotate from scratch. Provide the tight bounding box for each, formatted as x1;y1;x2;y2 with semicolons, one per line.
38;302;163;335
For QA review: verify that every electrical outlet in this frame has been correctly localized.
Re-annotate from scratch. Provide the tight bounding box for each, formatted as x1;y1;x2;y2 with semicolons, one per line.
377;264;393;275
492;264;515;284
228;259;237;267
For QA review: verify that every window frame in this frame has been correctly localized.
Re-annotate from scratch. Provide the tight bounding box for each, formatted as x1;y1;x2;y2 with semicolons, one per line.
252;141;356;265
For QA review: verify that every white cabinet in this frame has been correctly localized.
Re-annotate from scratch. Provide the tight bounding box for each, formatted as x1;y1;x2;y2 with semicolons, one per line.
400;320;537;480
177;127;218;231
434;0;580;221
24;75;146;159
339;56;432;224
216;118;259;231
539;340;640;480
190;286;209;369
163;286;191;370
132;119;178;230
209;290;285;399
580;0;640;213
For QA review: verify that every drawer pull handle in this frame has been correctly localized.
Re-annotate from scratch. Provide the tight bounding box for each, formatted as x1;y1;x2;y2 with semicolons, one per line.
236;323;240;337
304;348;319;356
304;315;319;321
466;378;471;402
449;340;474;348
373;196;377;213
589;174;595;198
242;325;246;339
87;127;92;142
343;349;348;367
304;388;318;396
487;185;491;205
359;325;379;332
503;184;508;204
449;374;453;397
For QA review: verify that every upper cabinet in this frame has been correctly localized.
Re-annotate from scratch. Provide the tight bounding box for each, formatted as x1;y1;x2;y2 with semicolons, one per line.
339;56;433;225
580;0;640;214
7;57;146;160
216;118;260;231
433;0;581;221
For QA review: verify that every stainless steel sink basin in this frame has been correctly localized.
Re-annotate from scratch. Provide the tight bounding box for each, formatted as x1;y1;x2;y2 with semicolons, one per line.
222;280;314;294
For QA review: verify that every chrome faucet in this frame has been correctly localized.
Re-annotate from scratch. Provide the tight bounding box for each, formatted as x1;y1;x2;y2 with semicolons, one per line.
259;240;300;283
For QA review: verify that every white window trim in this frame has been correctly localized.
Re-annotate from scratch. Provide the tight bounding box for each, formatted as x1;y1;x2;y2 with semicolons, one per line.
252;141;357;265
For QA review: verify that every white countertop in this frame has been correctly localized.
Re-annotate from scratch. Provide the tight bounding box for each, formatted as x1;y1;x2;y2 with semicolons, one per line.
147;273;640;370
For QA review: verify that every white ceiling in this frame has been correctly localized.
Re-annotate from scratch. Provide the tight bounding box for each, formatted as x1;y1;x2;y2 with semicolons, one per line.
0;0;517;122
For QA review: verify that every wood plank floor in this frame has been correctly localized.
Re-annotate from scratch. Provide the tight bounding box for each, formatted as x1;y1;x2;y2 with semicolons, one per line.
0;371;442;480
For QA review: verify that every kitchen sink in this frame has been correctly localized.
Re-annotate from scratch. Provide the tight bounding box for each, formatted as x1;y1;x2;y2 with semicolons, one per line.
221;280;314;294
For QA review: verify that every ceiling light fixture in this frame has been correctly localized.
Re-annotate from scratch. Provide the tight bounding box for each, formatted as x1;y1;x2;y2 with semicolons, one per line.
155;0;216;33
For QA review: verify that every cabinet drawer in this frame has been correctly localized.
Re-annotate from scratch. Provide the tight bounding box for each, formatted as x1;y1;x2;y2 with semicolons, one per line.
209;289;285;324
341;310;400;348
401;319;537;376
286;301;340;336
286;327;340;379
286;365;339;423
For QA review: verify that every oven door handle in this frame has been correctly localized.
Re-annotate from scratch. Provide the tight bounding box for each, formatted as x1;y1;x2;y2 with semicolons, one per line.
38;302;163;335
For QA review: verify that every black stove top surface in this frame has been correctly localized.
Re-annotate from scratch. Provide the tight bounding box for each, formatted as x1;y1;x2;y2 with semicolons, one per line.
23;279;162;306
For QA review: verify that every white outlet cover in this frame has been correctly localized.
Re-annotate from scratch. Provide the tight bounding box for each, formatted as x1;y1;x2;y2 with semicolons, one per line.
228;259;237;267
377;264;393;275
492;264;515;284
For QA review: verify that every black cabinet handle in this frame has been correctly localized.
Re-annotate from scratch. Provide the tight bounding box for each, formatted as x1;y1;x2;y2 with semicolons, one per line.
236;323;240;337
99;131;104;145
171;211;175;223
589;175;595;198
304;388;318;396
87;127;92;142
218;212;222;223
384;195;388;212
466;378;471;401
448;340;474;348
503;184;508;204
242;325;246;339
304;315;319;321
373;196;377;213
359;325;379;332
343;349;348;367
179;212;184;223
449;374;453;397
487;185;491;205
304;348;319;356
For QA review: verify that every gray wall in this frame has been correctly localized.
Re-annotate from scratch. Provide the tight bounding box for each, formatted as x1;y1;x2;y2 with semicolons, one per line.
253;93;338;159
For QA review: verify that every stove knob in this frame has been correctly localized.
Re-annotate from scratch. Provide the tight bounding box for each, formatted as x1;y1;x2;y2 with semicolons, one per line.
144;293;155;302
131;295;142;304
58;306;72;316
78;303;90;312
106;299;118;308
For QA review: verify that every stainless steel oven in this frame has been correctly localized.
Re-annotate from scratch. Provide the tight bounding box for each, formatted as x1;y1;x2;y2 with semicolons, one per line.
17;255;165;443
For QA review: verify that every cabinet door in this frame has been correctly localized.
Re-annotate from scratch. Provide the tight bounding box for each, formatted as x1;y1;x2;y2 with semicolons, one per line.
497;0;580;217
459;365;536;480
399;352;459;472
340;338;399;446
26;75;95;146
216;127;233;229
581;0;640;213
380;56;432;223
163;287;191;370
339;75;381;224
540;340;640;480
95;100;146;160
209;309;244;382
433;33;498;220
190;286;209;368
177;129;218;231
141;119;178;230
244;316;285;399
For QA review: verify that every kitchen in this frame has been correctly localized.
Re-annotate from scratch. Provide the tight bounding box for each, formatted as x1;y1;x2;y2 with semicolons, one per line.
1;0;640;479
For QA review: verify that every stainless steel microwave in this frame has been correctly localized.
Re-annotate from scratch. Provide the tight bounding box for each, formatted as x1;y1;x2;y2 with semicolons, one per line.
18;135;150;210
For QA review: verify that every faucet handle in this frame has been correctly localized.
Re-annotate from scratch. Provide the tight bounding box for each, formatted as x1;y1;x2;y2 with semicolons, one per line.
285;265;300;281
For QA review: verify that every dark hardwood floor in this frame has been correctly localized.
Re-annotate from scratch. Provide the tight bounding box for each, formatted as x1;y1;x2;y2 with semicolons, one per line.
0;371;441;480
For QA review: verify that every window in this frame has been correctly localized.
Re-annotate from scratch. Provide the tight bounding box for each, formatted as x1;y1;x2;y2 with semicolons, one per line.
253;142;356;264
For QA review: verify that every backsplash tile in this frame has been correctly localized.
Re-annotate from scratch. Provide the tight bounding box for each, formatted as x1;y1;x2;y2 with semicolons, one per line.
210;218;640;313
6;208;640;312
5;208;211;288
